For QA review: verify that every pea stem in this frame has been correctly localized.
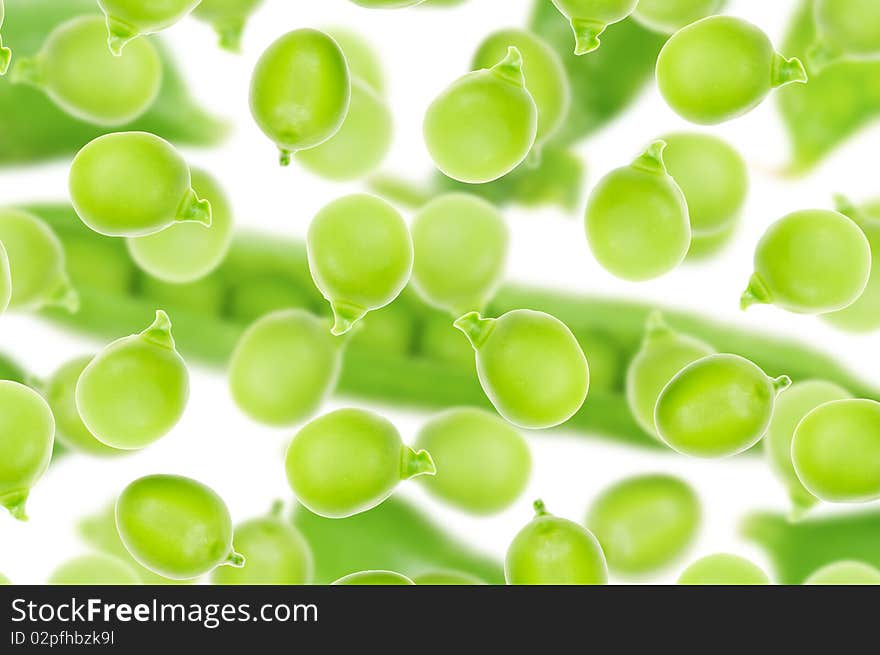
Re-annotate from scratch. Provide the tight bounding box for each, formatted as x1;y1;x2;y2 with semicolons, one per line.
453;312;495;350
175;188;213;227
740;273;772;310
140;310;176;349
399;446;436;480
771;375;793;394
223;550;246;569
269;500;285;518
490;46;525;86
532;499;548;516
1;490;29;521
46;277;80;313
0;43;10;76
631;140;669;175
771;52;808;88
216;21;246;53
104;15;137;57
330;301;367;336
644;310;673;340
278;148;293;167
570;18;605;55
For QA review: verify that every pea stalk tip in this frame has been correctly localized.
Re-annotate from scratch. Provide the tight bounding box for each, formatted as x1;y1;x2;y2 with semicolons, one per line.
532;499;548;516
216;22;246;53
453;311;495;350
105;16;137;57
224;550;246;569
141;309;176;349
644;310;671;339
570;19;606;56
2;491;30;522
771;53;808;88
279;148;293;167
740;273;771;310
832;193;858;218
176;188;213;227
771;375;792;394
400;446;436;480
330;301;367;336
491;46;526;86
47;278;80;314
631;140;669;175
0;44;10;76
269;499;285;518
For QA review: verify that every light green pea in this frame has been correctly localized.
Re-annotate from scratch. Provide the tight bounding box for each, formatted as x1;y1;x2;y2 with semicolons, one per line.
227;276;316;325
0;241;10;314
765;381;851;515
415;408;531;515
804;560;880;585
585;140;691;281
11;16;161;127
327;29;385;95
116;474;244;580
550;0;639;55
455;310;589;430
0;0;9;76
193;0;263;52
656;16;807;124
506;500;608;585
626;313;715;438
76;310;189;450
333;570;415;585
295;79;393;181
633;0;725;35
741;209;871;314
0;381;54;521
0;208;77;312
98;0;201;55
587;474;701;575
69;131;211;237
285;408;436;519
228;309;342;427
349;1;425;8
250;29;351;166
678;554;770;585
411;193;508;315
791;399;880;503
654;354;791;458
307;194;413;335
809;0;880;70
127;168;234;283
412;571;485;585
424;47;538;184
49;554;141;585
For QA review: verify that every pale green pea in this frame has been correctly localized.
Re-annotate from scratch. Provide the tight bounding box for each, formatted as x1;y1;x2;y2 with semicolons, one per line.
804;560;880;585
654;354;790;458
98;0;201;55
550;0;639;54
412;571;485;585
333;570;415;585
76;310;189;450
116;474;244;580
656;16;807;124
585;140;691;281
307;194;413;335
285;408;435;519
326;29;385;94
0;381;55;521
69;131;211;237
506;500;608;585
741;209;871;314
193;0;264;52
633;0;725;35
250;29;351;166
0;241;10;314
791;399;880;503
678;554;770;585
424;47;538;184
49;554;141;585
809;0;880;70
455;310;589;430
0;0;10;76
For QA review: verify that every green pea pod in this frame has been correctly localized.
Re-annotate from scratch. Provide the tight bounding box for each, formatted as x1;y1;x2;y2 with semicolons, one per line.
0;0;227;167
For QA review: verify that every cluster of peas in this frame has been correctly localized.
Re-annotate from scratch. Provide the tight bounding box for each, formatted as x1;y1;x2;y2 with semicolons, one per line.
2;0;880;586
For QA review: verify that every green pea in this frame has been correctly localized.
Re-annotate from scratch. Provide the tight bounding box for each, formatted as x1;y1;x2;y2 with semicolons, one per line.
11;16;161;127
587;474;701;575
804;560;880;585
412;571;485;585
193;0;263;52
76;310;189;450
764;381;851;515
741;209;871;314
64;236;135;296
585;140;691;281
506;500;608;585
285;408;436;519
656;16;807;124
791;399;880;503
49;553;141;585
472;29;571;152
626;313;714;438
632;0;725;35
347;301;414;356
415;408;531;515
250;29;351;166
0;241;10;314
211;502;313;585
678;554;770;585
326;29;384;95
549;0;639;55
127;168;234;283
307;194;413;335
333;570;415;585
0;207;77;312
295;79;393;181
116;474;244;580
455;310;589;430
228;309;342;427
0;0;9;76
0;381;54;521
69;131;211;237
98;0;201;55
654;354;790;458
810;0;880;70
411;193;508;315
227;275;316;324
423;47;538;184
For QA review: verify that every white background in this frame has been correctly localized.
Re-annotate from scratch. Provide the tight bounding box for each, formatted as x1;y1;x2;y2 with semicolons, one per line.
1;0;879;584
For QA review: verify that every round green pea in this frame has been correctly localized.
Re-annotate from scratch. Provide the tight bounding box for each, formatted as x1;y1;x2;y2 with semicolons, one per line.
587;474;701;575
250;29;351;165
116;474;244;580
49;554;141;585
0;241;10;314
307;194;413;335
326;29;385;95
415;408;531;515
76;310;189;450
285;408;436;519
812;0;880;65
412;571;485;585
585;140;691;281
0;381;55;521
791;399;880;503
550;0;639;54
633;0;725;35
333;570;415;585
656;16;807;124
127;168;234;283
506;501;608;585
678;554;770;585
0;0;10;76
804;560;880;585
98;0;201;55
654;354;790;458
228;309;342;427
424;47;537;184
70;131;211;237
193;0;263;52
455;310;589;430
741;209;871;314
411;193;508;315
